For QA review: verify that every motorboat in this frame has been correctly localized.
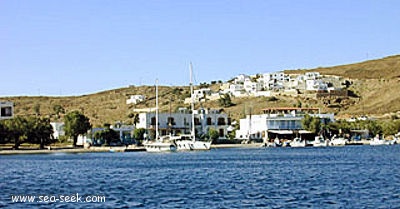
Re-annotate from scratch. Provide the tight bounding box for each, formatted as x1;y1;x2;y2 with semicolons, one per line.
369;135;397;146
329;135;346;146
290;137;306;147
311;135;329;147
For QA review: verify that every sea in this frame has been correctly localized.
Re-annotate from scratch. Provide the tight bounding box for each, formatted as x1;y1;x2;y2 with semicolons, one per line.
1;145;400;209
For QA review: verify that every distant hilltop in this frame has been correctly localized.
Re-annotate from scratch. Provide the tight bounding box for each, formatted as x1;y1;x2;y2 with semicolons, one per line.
1;55;399;126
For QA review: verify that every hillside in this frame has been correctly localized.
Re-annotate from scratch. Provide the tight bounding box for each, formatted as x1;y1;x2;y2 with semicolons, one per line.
285;55;400;117
1;55;400;126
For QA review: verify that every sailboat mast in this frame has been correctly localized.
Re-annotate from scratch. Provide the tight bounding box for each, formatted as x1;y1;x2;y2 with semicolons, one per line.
190;63;195;140
155;79;159;140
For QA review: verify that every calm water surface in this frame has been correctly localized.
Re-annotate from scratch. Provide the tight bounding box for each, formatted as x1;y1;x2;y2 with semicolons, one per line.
1;146;400;208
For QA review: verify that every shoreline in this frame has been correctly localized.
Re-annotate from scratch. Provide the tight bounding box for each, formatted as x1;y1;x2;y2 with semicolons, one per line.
0;143;263;155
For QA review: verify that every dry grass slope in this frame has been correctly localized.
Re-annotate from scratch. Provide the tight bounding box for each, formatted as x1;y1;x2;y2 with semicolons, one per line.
2;55;400;125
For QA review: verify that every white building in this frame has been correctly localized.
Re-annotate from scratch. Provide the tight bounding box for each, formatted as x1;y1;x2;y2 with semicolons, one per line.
306;79;328;91
222;84;246;97
126;95;145;105
244;78;262;94
304;72;321;80
262;72;288;90
234;74;250;84
0;101;13;120
193;88;212;100
136;108;230;139
50;122;65;139
235;107;334;140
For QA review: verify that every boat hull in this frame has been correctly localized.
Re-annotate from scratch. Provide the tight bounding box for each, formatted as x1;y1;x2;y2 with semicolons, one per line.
143;142;177;152
175;140;212;151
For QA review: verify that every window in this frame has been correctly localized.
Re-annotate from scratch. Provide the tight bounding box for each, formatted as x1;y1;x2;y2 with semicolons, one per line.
207;117;212;125
167;117;175;126
151;117;156;125
1;107;12;117
217;117;225;125
194;118;201;125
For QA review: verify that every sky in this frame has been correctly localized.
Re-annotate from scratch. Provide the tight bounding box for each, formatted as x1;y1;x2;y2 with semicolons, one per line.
1;0;399;96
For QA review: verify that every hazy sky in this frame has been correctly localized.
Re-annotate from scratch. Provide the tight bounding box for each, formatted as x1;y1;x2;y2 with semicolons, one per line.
1;0;399;96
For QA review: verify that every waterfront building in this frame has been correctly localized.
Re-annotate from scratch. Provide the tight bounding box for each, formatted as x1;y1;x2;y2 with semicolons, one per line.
235;107;334;140
0;101;13;120
136;108;230;140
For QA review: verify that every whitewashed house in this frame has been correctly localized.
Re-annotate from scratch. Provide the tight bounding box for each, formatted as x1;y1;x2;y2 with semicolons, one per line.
304;72;321;80
221;83;246;97
262;72;288;90
306;79;328;91
244;78;262;94
234;74;250;84
126;95;145;105
0;101;13;120
136;108;230;139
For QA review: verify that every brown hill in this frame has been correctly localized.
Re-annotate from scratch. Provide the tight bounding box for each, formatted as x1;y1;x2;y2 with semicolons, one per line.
1;55;400;126
285;55;400;118
286;55;400;79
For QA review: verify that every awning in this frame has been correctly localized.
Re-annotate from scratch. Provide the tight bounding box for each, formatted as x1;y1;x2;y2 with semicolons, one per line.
268;130;312;134
268;130;293;134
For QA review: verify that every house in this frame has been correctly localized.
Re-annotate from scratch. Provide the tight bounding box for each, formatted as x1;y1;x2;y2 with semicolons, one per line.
50;122;65;139
126;95;145;105
0;101;13;120
244;78;262;94
306;79;328;91
261;72;288;90
136;108;230;139
221;83;246;97
234;74;250;84
235;107;334;141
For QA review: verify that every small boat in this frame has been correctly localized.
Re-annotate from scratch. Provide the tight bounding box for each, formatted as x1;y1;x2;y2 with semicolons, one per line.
369;135;396;146
330;135;346;146
311;135;329;147
290;137;306;147
274;137;283;147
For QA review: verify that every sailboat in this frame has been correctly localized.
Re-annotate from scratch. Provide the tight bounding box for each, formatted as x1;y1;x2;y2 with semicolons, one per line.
143;79;177;152
175;63;212;151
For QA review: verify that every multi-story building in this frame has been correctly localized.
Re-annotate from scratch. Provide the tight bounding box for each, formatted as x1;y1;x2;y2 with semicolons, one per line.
136;108;230;139
0;101;13;120
235;107;334;140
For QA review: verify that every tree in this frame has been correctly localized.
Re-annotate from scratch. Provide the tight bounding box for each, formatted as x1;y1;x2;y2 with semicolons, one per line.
302;115;321;134
0;122;7;144
64;111;91;147
2;116;29;149
33;103;41;116
218;93;234;107
133;128;146;144
94;126;120;145
52;104;65;119
25;117;54;149
128;113;140;126
207;128;220;143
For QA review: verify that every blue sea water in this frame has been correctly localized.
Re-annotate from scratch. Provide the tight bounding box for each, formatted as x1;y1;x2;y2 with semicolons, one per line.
1;146;400;208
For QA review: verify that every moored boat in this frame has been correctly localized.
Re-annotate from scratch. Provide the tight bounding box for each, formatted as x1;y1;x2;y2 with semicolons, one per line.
143;79;177;152
175;63;212;151
290;137;306;147
330;135;346;146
